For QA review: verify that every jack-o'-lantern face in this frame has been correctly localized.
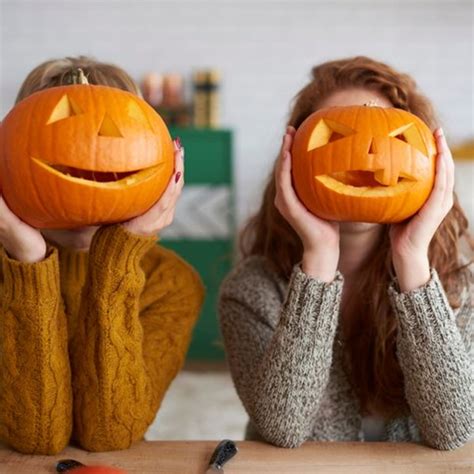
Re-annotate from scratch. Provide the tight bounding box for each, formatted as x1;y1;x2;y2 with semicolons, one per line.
291;105;436;223
0;84;174;229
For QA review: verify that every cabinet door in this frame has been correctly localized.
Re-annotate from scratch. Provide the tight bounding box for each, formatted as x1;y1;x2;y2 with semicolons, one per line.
160;128;234;360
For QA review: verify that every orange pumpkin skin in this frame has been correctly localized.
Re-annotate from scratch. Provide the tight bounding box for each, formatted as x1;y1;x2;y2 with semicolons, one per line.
0;84;174;229
291;106;437;223
72;467;128;474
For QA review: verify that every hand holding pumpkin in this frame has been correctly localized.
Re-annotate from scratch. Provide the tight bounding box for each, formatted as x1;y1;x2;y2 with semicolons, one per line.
390;128;455;291
0;139;183;258
122;139;184;237
0;194;47;262
275;127;340;282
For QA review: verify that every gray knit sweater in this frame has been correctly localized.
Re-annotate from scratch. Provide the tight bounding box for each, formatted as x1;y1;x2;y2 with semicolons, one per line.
218;256;473;450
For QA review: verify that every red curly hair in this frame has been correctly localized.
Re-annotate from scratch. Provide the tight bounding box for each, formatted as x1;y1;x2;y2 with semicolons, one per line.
240;56;472;418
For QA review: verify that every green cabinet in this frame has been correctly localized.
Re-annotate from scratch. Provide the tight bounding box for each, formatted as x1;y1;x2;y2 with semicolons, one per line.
160;128;234;360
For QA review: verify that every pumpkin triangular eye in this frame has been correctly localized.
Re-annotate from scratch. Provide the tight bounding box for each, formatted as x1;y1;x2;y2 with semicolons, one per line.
308;119;355;150
47;94;83;124
393;133;407;143
98;113;123;137
127;100;153;131
389;123;427;155
328;132;345;143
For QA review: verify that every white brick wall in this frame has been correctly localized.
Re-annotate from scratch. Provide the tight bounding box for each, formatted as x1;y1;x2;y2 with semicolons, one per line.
1;0;472;226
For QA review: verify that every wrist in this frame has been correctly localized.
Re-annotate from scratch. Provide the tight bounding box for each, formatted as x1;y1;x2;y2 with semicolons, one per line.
392;252;430;292
302;248;339;283
392;248;429;273
0;222;11;238
2;243;47;263
0;232;46;263
121;221;156;237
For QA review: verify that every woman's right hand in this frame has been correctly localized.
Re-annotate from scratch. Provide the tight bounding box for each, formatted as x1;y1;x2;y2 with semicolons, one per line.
275;126;340;282
0;196;47;263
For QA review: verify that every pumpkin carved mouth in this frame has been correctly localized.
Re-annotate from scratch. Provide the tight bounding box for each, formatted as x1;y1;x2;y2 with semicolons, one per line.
32;158;164;188
326;169;415;186
317;169;417;198
48;164;137;182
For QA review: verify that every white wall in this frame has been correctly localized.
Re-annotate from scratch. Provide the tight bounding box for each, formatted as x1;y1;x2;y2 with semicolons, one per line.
1;0;473;227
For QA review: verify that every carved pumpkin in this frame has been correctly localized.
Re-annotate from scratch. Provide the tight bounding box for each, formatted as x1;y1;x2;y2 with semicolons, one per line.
0;76;173;229
291;105;436;223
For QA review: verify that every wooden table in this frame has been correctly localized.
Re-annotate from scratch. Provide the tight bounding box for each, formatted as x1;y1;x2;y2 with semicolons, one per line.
0;441;472;474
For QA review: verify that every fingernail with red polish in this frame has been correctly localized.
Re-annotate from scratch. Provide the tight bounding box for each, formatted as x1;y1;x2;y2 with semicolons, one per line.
175;172;182;183
175;136;182;149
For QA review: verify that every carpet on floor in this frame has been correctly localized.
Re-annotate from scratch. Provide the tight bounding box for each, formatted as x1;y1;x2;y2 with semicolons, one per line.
145;370;248;440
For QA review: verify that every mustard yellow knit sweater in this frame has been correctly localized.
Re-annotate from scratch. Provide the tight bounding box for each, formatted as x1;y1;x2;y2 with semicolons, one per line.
0;224;204;455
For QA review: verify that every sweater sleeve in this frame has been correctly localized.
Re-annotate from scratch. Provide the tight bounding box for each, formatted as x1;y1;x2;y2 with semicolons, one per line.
70;224;204;452
0;247;72;455
389;268;473;450
219;257;343;448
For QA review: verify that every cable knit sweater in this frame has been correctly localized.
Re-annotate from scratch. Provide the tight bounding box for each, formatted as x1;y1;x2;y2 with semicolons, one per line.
0;224;204;455
219;256;473;450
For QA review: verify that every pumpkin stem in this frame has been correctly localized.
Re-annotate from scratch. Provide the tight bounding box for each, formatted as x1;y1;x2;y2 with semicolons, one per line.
66;68;89;85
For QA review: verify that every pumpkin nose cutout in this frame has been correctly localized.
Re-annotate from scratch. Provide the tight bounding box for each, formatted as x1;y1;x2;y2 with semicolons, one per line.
368;138;399;186
98;114;123;137
368;138;377;155
374;169;398;186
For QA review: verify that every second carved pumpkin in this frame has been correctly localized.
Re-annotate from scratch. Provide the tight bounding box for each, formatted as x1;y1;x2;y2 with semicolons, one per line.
291;105;436;223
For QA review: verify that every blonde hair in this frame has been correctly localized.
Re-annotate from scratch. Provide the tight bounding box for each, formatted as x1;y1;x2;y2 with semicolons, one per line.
15;55;140;103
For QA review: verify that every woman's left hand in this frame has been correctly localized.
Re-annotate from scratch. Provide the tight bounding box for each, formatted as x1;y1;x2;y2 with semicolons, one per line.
123;139;184;237
389;128;455;291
